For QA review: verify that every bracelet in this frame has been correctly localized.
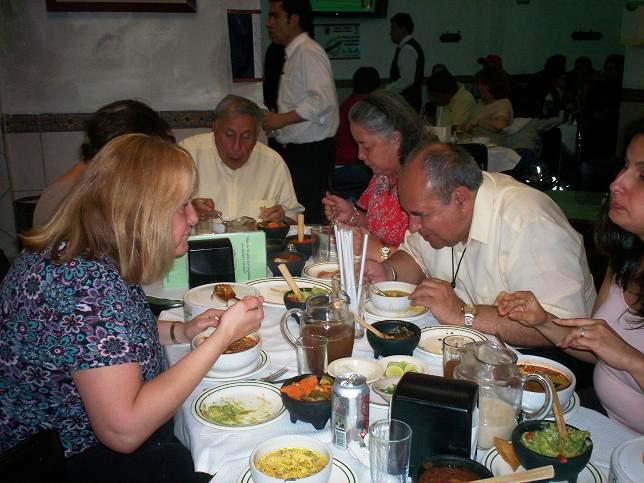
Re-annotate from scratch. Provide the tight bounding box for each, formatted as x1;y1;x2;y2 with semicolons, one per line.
381;260;398;281
170;322;180;344
348;206;360;226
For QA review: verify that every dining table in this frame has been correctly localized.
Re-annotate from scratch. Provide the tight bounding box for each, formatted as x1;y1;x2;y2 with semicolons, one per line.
145;268;638;483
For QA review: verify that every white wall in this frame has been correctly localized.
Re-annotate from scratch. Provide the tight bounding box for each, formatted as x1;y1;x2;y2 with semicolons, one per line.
0;0;263;113
0;0;263;257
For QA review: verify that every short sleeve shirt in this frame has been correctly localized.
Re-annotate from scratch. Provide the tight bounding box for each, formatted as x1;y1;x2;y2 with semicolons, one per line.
357;175;409;247
0;245;163;456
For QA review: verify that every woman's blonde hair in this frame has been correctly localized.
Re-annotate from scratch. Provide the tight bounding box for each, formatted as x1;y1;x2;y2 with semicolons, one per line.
22;133;197;284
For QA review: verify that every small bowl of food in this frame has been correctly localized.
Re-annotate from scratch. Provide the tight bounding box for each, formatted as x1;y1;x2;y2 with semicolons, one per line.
366;320;421;358
266;238;286;256
517;355;576;411
371;376;401;404
258;220;290;240
280;374;333;430
369;281;415;314
250;434;333;483
283;287;329;312
224;216;257;233
511;420;592;483
191;327;261;373
267;251;306;277
418;455;493;482
286;234;315;258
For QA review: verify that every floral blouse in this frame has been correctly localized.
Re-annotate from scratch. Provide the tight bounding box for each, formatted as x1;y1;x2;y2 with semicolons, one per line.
357;175;409;247
0;244;163;457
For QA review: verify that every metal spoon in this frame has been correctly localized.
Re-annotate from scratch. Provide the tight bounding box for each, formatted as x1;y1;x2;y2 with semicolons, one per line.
368;281;387;297
211;284;240;302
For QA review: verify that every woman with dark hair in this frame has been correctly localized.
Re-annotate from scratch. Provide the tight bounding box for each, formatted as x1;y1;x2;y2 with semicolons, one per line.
33;99;174;226
322;90;427;261
1;134;264;480
495;121;644;434
460;69;513;145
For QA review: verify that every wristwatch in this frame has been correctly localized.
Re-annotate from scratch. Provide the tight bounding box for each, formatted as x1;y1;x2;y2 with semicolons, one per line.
463;304;477;327
379;245;391;261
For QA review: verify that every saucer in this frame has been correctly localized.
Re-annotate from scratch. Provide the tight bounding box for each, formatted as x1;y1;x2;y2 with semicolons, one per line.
364;300;429;322
204;350;270;381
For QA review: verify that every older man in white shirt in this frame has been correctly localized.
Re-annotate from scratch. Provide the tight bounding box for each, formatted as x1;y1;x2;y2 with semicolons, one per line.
366;143;596;347
180;95;303;223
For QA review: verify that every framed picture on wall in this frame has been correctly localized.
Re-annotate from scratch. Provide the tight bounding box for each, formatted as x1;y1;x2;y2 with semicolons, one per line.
46;1;197;12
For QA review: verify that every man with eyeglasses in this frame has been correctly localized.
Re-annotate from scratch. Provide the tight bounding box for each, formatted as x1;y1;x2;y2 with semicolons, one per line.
365;143;596;346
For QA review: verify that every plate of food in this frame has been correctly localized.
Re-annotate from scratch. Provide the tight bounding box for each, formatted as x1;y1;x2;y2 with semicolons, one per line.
245;277;331;307
481;447;605;483
377;355;431;377
237;458;358;483
303;262;340;282
416;326;489;358
192;380;286;430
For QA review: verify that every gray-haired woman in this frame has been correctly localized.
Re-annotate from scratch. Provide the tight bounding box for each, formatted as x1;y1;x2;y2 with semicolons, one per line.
322;90;426;261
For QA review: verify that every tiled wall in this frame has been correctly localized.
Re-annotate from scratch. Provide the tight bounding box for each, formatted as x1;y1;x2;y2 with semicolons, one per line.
0;111;213;258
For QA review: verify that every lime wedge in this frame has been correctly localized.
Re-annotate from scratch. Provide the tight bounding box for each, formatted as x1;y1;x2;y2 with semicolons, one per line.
403;364;418;373
385;365;404;377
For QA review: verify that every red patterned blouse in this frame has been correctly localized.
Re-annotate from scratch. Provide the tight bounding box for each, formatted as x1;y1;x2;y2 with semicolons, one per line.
357;175;409;247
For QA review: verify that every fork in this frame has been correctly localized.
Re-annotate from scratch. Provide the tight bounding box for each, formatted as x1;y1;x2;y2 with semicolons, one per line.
257;366;288;383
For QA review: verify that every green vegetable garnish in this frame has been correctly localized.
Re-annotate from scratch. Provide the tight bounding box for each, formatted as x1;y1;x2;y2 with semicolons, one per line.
521;423;591;459
200;399;272;426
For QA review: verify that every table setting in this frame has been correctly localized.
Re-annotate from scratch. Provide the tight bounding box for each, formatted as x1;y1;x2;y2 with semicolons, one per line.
146;223;640;483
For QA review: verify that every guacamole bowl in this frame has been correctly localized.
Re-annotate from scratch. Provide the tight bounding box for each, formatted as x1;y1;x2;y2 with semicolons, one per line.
511;420;592;483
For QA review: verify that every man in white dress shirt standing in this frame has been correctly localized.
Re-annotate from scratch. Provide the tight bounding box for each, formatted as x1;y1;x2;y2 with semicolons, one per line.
181;95;303;223
262;0;339;224
387;12;425;113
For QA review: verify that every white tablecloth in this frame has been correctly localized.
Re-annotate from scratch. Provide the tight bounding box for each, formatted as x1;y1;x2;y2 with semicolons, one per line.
160;297;637;483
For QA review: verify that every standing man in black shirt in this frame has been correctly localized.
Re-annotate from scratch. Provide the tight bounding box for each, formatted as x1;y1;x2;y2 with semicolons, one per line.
387;12;425;112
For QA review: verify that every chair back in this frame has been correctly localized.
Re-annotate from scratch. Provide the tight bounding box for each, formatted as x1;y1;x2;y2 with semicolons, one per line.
0;430;65;482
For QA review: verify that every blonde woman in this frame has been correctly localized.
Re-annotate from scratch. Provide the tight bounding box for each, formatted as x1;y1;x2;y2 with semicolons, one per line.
0;134;263;481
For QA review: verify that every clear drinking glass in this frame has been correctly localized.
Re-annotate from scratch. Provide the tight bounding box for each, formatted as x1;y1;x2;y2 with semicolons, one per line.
368;419;412;483
295;335;328;376
442;335;475;378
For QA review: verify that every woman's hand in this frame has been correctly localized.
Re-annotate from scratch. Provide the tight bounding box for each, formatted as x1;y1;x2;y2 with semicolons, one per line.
555;318;644;374
182;308;225;342
322;193;354;224
212;296;264;345
494;290;550;327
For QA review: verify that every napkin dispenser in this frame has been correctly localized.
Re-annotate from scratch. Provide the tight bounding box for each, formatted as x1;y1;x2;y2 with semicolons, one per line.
390;373;479;479
187;238;235;288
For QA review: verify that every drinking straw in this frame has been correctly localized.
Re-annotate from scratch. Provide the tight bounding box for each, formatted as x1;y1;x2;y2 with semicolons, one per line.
356;232;369;313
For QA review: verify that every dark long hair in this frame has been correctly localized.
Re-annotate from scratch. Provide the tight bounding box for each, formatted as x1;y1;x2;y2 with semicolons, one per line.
596;120;644;320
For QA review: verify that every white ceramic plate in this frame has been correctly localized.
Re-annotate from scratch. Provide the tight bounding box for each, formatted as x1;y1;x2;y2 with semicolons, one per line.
545;391;580;421
192;380;286;431
482;448;605;483
203;350;270;381
245;277;331;307
327;357;383;384
303;262;340;282
237;458;358;483
364;300;429;322
416;325;489;357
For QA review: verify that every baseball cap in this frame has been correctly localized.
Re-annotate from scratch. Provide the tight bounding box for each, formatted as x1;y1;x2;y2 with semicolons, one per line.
478;54;503;69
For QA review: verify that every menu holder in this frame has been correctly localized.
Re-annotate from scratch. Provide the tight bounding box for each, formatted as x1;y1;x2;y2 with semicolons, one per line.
163;231;267;289
390;373;479;479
